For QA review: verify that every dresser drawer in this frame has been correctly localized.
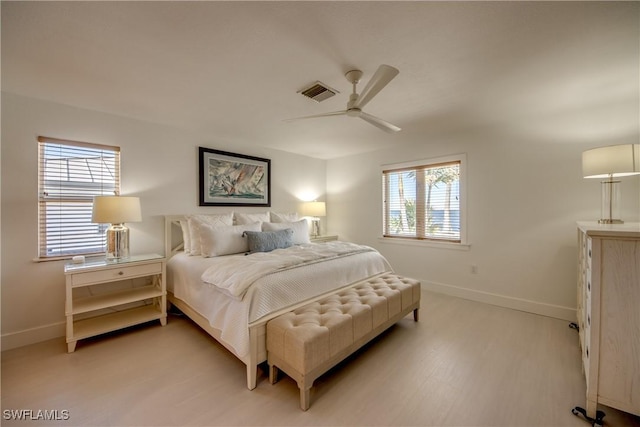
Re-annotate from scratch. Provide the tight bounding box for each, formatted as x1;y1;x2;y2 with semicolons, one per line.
70;262;163;287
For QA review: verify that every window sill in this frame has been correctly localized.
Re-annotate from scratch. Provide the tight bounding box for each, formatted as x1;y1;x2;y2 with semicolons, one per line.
33;252;104;263
378;237;471;251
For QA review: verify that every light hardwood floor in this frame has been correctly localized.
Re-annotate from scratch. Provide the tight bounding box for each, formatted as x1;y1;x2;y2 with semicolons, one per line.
2;291;639;427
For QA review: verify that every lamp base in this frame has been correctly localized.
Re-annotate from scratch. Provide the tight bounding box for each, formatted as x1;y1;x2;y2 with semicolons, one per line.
106;223;130;260
310;218;321;237
599;179;622;225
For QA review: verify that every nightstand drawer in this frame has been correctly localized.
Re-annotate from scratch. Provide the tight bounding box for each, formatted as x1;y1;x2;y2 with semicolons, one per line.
70;262;163;287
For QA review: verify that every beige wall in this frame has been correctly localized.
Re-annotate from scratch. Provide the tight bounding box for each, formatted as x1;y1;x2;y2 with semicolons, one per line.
1;92;327;349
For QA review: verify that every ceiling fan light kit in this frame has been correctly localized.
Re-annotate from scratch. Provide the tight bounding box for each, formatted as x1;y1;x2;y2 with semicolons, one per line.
287;64;401;133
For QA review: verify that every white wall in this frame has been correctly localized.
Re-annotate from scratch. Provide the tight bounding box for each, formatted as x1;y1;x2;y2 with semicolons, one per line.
1;92;327;349
327;129;640;321
323;0;640;319
3;90;639;350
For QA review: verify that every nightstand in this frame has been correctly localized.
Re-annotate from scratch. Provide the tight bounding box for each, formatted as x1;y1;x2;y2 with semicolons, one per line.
64;254;167;352
310;235;338;243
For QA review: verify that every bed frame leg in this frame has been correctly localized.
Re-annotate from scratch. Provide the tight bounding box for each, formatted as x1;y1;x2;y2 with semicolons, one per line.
246;364;257;390
413;308;419;322
246;327;260;390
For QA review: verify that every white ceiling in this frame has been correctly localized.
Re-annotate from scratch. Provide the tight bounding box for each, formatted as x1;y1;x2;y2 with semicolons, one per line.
2;1;638;159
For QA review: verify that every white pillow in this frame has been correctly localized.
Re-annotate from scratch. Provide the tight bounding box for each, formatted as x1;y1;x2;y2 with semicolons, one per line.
234;212;270;225
179;220;191;254
200;222;261;257
270;212;299;223
262;219;310;245
187;213;234;256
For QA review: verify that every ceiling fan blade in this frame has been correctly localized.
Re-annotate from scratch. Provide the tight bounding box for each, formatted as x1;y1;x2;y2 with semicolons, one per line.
283;110;346;122
353;65;399;109
359;111;401;133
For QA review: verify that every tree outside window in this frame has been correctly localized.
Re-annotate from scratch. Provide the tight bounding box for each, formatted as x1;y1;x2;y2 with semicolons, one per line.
383;157;463;243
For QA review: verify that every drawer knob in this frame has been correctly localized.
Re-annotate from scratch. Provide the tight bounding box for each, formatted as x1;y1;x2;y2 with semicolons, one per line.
118;271;124;276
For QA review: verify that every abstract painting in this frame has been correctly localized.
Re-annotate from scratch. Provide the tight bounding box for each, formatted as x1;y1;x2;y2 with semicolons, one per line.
199;147;270;206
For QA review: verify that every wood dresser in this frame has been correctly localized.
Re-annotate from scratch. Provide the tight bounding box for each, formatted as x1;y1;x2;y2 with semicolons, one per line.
573;222;640;425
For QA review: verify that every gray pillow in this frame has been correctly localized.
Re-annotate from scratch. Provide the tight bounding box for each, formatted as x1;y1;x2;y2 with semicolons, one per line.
243;229;294;253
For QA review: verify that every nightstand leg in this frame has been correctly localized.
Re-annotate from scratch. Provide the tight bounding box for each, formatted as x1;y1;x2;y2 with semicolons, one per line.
67;341;77;353
160;316;167;326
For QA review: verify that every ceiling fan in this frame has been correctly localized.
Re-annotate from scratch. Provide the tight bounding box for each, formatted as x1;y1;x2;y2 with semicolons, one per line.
285;64;401;133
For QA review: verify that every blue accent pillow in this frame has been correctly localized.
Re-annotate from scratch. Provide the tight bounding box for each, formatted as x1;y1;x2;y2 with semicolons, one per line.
242;229;294;253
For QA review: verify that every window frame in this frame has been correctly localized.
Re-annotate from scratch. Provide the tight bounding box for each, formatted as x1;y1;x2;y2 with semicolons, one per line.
380;153;468;249
37;136;121;261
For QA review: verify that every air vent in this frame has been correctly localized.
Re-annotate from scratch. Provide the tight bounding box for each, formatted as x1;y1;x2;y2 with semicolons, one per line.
298;81;338;103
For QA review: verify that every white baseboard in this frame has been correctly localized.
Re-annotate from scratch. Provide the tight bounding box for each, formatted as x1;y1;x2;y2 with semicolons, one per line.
1;282;576;351
1;321;65;351
421;280;576;322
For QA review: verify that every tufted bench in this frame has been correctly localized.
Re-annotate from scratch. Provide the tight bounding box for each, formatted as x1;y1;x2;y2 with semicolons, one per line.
266;272;420;410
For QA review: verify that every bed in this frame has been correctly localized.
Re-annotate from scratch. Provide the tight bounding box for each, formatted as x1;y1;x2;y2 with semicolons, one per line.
164;213;394;390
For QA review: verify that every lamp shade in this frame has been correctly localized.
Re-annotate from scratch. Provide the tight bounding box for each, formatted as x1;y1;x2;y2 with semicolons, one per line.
301;201;326;217
582;144;640;179
92;196;142;224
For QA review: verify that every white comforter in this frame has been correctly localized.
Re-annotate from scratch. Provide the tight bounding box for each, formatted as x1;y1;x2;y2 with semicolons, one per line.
200;241;376;300
167;242;392;358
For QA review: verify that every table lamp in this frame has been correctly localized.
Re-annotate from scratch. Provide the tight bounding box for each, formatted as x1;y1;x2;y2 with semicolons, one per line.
92;196;142;259
301;201;326;237
582;144;639;224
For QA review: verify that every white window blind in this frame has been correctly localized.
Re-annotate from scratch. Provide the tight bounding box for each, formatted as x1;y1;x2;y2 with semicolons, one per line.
38;136;121;259
383;158;462;242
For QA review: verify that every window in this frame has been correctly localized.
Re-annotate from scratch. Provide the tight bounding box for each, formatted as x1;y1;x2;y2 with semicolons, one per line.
38;136;120;259
382;154;465;244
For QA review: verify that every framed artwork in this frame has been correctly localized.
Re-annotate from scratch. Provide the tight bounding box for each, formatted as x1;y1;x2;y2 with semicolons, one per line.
199;147;271;207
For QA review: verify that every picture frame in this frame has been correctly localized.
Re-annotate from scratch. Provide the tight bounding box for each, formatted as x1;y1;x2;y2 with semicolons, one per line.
199;147;271;207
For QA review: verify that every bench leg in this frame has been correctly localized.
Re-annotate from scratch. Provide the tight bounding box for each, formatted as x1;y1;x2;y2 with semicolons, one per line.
413;308;419;322
299;384;311;411
269;364;279;384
